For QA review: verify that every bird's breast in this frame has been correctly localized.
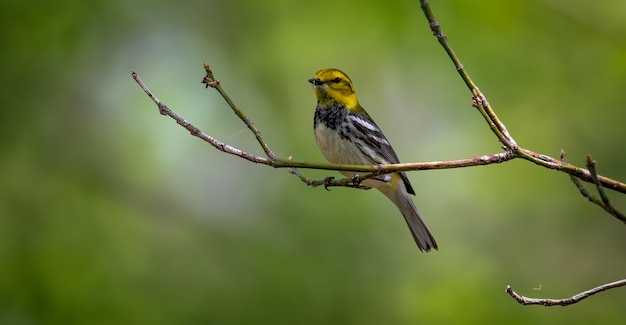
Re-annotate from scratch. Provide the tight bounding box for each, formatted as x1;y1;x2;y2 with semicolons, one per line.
314;123;370;165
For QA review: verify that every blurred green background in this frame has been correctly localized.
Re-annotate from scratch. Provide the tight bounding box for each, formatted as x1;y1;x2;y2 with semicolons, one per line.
2;0;626;324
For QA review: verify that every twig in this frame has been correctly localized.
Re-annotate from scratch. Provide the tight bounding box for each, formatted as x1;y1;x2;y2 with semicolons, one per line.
131;71;271;165
418;0;625;195
561;151;626;224
288;163;372;191
471;89;518;151
201;63;277;160
418;0;626;306
506;279;626;306
421;0;516;150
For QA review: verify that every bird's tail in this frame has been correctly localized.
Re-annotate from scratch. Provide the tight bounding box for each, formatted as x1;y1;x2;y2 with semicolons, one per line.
381;185;437;252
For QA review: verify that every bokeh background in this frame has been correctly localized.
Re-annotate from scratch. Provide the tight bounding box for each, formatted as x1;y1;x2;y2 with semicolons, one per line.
2;0;626;324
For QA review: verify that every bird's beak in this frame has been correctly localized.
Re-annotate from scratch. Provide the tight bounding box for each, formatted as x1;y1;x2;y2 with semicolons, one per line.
308;78;323;86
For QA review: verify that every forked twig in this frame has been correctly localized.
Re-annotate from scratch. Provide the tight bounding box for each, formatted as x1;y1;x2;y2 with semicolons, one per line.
201;63;277;161
131;71;271;165
561;151;626;224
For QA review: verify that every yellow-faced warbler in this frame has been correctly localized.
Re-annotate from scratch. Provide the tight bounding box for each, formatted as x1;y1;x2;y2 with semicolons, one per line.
309;68;437;252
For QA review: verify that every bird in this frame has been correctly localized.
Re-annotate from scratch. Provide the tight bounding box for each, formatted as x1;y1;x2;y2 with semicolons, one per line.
309;68;437;252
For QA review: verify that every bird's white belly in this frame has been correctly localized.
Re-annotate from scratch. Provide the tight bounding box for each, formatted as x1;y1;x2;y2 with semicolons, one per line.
315;123;366;165
314;123;391;189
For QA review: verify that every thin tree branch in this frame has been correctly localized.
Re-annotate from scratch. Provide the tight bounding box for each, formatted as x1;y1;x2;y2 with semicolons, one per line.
418;0;625;195
201;63;277;161
132;3;626;196
132;70;518;175
132;65;626;195
587;155;612;208
506;279;626;306
418;0;626;303
287;158;373;190
561;151;626;224
131;71;271;165
422;1;516;150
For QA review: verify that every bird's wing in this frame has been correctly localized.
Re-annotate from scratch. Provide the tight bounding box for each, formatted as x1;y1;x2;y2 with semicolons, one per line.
347;109;416;195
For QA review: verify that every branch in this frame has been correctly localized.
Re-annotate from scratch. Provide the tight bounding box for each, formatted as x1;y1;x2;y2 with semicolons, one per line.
417;0;626;196
201;63;277;161
506;279;626;306
131;71;271;165
133;0;626;307
561;151;626;224
416;1;626;303
132;4;626;203
132;69;518;177
132;66;626;195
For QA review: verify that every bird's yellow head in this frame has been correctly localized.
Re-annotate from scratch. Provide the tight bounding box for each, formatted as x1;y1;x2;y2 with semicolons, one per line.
308;68;359;109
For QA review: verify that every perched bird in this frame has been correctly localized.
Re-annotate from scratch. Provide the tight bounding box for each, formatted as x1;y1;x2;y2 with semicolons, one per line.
309;68;437;252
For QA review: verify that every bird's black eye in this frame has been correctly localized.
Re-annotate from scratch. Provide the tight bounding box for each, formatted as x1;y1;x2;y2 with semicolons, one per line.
331;77;342;84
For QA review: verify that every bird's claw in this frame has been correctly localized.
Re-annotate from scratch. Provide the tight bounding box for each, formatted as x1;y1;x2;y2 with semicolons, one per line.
352;174;373;190
323;176;335;191
351;174;361;187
